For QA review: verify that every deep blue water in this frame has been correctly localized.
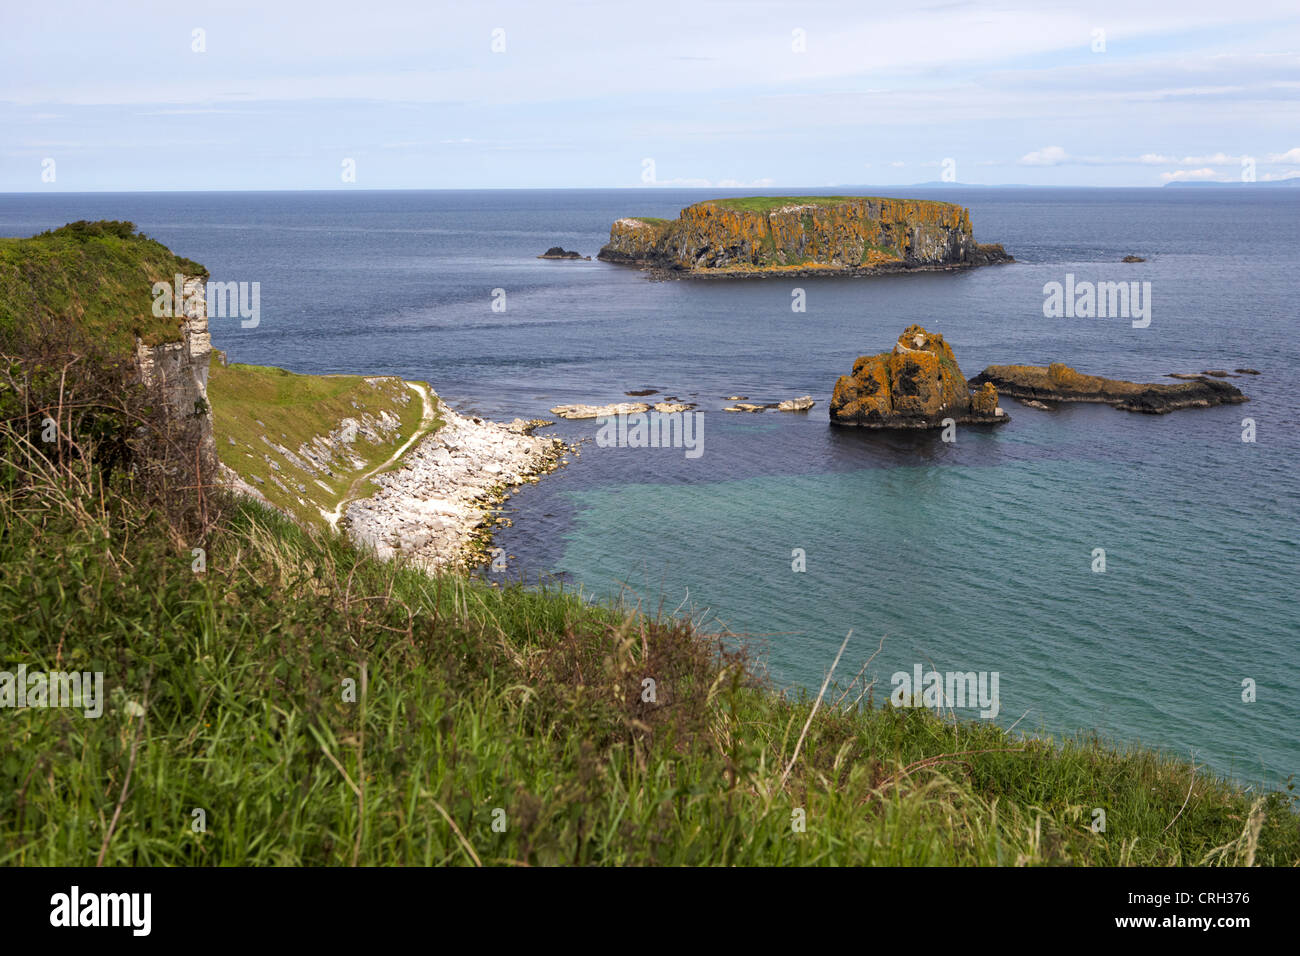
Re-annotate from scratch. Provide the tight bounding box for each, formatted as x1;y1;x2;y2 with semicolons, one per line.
2;187;1296;787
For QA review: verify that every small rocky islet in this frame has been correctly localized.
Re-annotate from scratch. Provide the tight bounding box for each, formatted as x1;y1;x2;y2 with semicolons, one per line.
595;196;1011;278
827;325;1250;427
537;246;590;260
829;325;1006;428
969;363;1249;414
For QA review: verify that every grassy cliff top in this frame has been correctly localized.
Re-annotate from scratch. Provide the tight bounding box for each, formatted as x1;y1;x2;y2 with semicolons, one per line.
0;220;207;353
622;197;963;223
703;196;960;213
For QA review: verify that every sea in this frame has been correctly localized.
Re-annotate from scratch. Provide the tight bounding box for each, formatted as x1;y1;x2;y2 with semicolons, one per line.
2;186;1296;787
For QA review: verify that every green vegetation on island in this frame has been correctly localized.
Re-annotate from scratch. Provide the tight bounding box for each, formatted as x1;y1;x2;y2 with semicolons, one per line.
707;195;947;213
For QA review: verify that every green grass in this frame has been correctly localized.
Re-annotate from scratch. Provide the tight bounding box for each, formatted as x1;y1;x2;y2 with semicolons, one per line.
0;222;207;352
208;357;437;528
703;196;958;213
1;468;1295;864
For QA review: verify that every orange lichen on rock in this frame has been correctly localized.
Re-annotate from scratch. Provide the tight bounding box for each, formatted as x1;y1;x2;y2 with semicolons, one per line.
597;198;1011;274
971;381;999;415
830;325;1007;428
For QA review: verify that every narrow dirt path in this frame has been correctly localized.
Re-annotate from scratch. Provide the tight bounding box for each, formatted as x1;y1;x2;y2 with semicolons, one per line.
322;381;435;530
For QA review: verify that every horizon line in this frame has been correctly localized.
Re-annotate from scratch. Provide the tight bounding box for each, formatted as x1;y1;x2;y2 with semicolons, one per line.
3;181;1292;195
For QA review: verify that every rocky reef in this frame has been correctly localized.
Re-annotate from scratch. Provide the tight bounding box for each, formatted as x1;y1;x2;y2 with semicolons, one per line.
830;325;1007;428
538;246;589;260
597;197;1011;277
968;364;1249;414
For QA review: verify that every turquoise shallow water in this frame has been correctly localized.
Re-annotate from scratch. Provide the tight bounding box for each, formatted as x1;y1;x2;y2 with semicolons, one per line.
552;443;1297;785
1;186;1295;786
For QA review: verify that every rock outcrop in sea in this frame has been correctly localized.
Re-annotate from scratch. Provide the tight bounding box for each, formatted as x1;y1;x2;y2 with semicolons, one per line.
830;325;1007;428
597;197;1011;276
778;395;815;411
968;363;1249;414
538;247;590;260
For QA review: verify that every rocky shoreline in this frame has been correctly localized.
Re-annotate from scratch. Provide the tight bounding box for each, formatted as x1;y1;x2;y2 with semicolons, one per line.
638;258;1009;281
343;400;568;571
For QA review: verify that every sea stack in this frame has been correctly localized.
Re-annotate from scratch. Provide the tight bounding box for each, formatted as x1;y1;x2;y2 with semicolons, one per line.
830;325;1007;428
597;197;1011;277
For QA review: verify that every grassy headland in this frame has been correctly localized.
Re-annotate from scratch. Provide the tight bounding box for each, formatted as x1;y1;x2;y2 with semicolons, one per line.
208;357;437;528
0;221;206;352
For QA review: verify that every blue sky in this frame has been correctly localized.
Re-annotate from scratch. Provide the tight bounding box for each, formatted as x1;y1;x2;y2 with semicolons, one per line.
3;0;1298;190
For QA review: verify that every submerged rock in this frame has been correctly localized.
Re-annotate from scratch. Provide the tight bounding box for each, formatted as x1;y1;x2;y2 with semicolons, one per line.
1122;254;1147;263
830;325;1008;429
969;363;1248;414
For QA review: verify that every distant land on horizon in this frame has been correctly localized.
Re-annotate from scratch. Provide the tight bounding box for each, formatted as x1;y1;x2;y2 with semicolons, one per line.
1161;178;1300;187
4;179;1300;195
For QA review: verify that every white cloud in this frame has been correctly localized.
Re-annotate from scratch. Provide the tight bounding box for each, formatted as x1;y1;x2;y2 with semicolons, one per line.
646;177;714;187
1159;167;1219;181
1019;145;1069;166
1182;152;1241;164
1266;147;1300;163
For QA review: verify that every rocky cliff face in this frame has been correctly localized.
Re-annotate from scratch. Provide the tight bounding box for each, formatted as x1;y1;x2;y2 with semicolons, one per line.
830;325;1006;428
134;275;216;469
968;363;1249;414
598;198;1010;274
